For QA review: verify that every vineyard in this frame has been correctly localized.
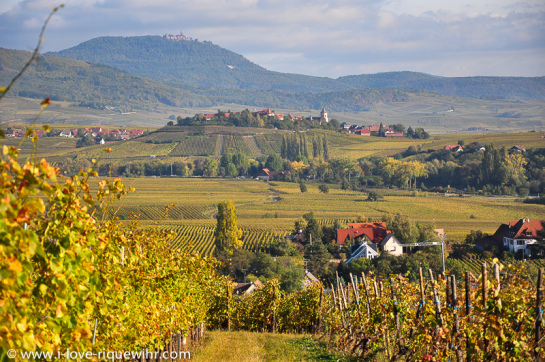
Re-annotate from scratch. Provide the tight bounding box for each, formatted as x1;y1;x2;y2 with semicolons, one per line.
215;263;545;360
102;205;209;220
168;225;281;256
169;135;218;156
448;253;545;280
220;135;254;157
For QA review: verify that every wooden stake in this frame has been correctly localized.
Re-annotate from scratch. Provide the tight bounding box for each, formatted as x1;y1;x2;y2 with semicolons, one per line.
390;277;402;348
465;271;472;362
536;268;543;360
482;263;489;353
429;269;444;327
451;275;462;361
361;272;371;316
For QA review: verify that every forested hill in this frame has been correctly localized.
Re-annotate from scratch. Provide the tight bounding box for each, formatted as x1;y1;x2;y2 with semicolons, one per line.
0;48;209;110
47;35;545;100
0;48;421;112
338;72;545;101
47;36;349;93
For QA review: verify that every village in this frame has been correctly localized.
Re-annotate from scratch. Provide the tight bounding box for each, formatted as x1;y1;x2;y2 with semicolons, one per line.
3;126;145;144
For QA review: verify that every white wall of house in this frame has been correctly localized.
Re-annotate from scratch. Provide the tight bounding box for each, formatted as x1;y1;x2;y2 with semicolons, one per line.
381;237;403;256
504;237;538;256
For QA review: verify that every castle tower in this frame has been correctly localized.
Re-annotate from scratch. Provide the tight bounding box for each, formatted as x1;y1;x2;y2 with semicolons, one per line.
320;107;329;123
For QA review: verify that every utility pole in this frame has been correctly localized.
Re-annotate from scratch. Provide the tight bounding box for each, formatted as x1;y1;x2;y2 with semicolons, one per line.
171;162;173;176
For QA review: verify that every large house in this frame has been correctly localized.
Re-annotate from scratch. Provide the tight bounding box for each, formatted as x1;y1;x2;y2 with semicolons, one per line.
256;168;290;181
476;218;543;257
337;222;404;262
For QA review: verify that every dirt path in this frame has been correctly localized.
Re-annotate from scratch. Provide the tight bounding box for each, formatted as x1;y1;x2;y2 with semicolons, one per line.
192;331;356;361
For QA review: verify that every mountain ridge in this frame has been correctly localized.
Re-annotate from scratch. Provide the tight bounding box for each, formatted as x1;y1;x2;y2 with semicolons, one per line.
47;35;545;101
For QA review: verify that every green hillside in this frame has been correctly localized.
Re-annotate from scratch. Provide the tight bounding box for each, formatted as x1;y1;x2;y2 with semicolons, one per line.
338;71;545;101
47;35;545;101
0;48;209;111
48;36;349;93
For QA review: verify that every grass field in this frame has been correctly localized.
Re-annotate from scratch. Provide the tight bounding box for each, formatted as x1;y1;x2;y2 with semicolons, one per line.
94;178;545;245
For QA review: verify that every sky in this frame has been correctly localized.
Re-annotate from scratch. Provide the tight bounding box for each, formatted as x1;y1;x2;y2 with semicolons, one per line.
0;0;544;78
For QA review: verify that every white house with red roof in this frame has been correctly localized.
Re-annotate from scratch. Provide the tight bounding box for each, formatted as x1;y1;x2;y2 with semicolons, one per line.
502;218;543;256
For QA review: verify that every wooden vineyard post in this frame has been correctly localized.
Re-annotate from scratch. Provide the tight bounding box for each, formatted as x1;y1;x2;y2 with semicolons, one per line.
315;286;323;333
390;277;402;349
482;263;488;353
227;281;231;331
446;274;451;308
361;272;371;317
451;275;462;361
465;271;472;362
409;268;426;339
536;268;543;360
429;269;444;327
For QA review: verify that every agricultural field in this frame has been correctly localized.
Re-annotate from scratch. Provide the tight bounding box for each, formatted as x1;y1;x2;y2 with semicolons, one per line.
5;124;543;166
95;178;545;245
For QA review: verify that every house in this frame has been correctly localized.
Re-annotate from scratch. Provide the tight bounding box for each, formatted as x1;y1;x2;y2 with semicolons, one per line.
364;124;381;132
475;224;509;251
378;234;403;256
256;168;290;181
336;222;391;246
302;270;321;288
445;144;464;152
355;129;371;136
475;146;486;152
59;130;73;138
233;279;263;296
94;135;105;145
509;145;526;153
502;219;543;256
345;242;379;264
130;129;144;137
385;132;404;139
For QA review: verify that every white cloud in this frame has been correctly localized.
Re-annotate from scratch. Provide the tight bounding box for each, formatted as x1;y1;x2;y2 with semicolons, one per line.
0;0;543;77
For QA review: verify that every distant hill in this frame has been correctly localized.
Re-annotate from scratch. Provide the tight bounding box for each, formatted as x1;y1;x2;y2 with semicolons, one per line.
0;48;209;111
0;48;421;112
337;72;545;101
48;36;349;93
48;35;545;101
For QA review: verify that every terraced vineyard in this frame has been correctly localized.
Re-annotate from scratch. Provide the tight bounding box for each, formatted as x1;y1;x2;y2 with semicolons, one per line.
168;225;282;256
254;133;282;154
169;135;218;156
221;135;254;156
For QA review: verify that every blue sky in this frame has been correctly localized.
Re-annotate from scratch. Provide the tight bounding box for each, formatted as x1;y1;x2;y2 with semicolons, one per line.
1;0;544;78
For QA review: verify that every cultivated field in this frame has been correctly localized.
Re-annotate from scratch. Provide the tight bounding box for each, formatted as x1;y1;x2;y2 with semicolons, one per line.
94;177;545;254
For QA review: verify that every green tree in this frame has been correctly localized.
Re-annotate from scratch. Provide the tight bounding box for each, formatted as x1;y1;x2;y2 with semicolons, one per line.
226;162;238;178
305;242;331;279
203;158;218;176
341;178;350;195
299;180;308;193
304;212;323;244
318;183;329;194
265;154;283;171
214;200;243;253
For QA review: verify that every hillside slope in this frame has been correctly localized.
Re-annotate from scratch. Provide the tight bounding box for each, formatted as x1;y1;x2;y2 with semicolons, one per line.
47;35;545;100
48;36;349;93
0;48;209;110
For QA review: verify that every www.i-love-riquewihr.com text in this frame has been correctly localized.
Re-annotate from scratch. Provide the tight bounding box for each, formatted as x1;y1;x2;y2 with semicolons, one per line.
7;349;191;360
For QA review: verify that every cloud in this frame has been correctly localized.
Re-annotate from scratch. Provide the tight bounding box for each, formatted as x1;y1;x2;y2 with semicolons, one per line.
0;0;543;77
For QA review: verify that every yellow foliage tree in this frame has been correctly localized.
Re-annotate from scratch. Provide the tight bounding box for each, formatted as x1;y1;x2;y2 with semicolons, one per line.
214;200;243;253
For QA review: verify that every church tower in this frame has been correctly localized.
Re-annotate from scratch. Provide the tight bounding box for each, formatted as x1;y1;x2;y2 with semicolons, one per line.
320;107;329;123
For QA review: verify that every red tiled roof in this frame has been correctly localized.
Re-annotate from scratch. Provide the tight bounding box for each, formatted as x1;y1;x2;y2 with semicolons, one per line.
337;222;393;245
507;219;543;239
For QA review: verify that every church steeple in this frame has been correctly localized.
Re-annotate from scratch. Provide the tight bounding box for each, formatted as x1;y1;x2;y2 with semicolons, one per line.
320;107;328;123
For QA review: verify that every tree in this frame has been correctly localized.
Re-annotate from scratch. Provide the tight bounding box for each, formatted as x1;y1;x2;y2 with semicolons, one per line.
341;178;350;195
305;242;331;279
203;158;218;176
226;162;238;178
318;183;329;194
367;191;380;201
304;212;323;244
299;180;308;193
265;154;283;171
322;137;330;161
214;200;243;253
